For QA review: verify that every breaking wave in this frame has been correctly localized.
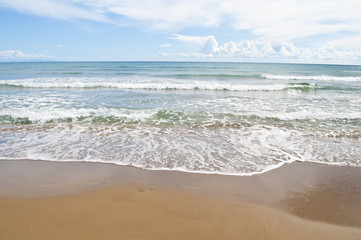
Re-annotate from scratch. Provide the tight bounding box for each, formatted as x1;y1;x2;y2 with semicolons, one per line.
0;77;321;92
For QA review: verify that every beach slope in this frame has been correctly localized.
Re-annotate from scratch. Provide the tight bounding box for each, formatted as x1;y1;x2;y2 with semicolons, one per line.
0;160;360;240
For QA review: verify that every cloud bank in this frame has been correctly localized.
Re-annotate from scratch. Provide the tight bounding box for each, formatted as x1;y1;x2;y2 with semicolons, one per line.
1;0;361;48
164;34;361;61
0;50;51;61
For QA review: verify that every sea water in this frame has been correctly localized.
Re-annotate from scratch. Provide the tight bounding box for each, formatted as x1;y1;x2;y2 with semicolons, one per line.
0;62;360;175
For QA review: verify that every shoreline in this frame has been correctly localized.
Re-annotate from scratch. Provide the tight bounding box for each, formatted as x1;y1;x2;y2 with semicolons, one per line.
0;157;295;177
1;159;360;239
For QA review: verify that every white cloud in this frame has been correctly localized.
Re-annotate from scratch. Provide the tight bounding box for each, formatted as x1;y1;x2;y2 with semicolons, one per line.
160;44;171;47
328;35;361;50
170;34;214;47
57;44;64;48
165;34;361;62
0;50;51;61
0;0;108;22
169;34;219;54
220;41;262;58
1;0;361;49
107;0;220;29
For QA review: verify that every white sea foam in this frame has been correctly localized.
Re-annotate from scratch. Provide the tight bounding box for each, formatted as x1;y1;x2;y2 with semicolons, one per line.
0;123;360;176
2;104;360;125
263;74;361;82
1;90;360;124
0;107;158;123
0;77;292;91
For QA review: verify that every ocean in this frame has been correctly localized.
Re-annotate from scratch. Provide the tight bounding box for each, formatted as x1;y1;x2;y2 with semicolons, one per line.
0;61;360;175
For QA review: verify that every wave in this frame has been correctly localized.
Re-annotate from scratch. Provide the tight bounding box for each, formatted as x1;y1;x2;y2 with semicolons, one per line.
263;74;361;82
1;120;360;176
0;108;158;125
1;108;360;134
0;77;320;92
170;73;264;79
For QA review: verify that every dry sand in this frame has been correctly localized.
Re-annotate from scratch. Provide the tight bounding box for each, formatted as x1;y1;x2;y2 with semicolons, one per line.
0;160;360;239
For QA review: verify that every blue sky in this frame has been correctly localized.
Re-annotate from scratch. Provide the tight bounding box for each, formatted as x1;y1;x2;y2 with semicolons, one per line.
1;0;361;64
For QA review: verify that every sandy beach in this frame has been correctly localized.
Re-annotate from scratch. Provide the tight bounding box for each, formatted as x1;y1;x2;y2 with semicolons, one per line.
0;159;360;239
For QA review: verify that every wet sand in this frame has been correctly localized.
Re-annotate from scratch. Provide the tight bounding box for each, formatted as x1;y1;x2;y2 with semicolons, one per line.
0;160;360;239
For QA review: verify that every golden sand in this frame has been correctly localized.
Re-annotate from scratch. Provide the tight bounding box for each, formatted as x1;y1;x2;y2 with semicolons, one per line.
1;183;360;240
0;160;360;239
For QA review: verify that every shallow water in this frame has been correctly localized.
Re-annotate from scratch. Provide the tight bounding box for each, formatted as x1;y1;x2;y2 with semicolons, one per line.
1;62;360;175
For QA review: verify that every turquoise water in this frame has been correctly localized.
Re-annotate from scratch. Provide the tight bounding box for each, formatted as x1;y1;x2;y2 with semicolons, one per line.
0;62;360;175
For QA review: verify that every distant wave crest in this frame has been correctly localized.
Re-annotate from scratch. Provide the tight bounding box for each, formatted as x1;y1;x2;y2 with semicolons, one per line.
263;74;361;82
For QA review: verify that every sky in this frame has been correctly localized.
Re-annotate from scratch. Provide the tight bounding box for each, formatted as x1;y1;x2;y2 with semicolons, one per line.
1;0;361;64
